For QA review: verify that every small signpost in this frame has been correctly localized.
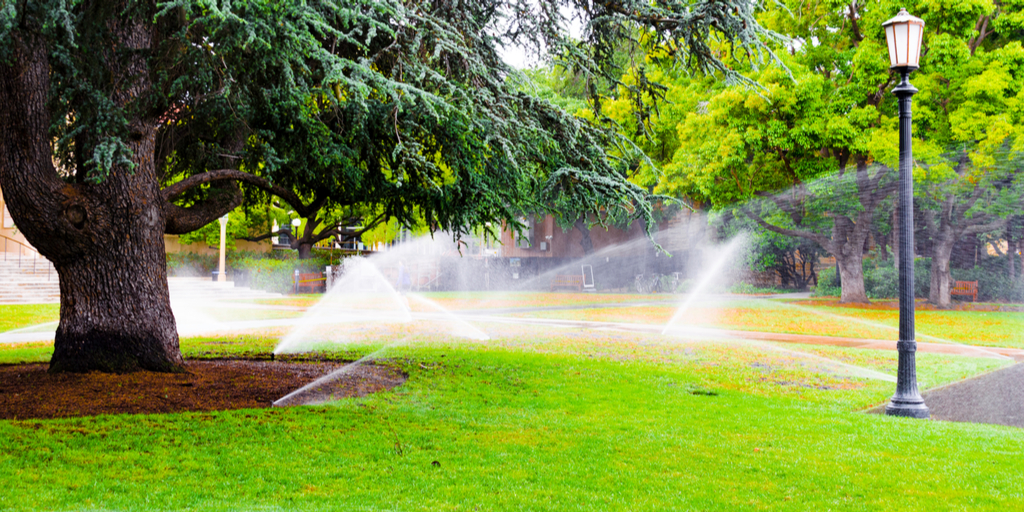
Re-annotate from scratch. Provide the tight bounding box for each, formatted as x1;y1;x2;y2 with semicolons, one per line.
581;265;595;289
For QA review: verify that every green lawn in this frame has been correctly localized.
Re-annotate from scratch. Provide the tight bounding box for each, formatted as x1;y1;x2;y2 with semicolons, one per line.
1;299;1023;510
511;298;1024;349
6;294;1022;349
0;304;58;334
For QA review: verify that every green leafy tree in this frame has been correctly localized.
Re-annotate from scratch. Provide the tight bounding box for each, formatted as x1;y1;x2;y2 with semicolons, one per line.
177;211;250;250
657;55;896;304
0;0;779;372
645;0;1024;304
916;148;1023;307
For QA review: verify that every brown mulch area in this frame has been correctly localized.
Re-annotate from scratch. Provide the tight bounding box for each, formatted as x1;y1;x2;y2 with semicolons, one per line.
0;359;407;420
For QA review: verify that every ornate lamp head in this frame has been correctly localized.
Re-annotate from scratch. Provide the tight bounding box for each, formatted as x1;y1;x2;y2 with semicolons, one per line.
883;9;925;72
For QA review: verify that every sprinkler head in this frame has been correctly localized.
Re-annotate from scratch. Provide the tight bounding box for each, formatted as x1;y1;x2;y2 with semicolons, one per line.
270;352;275;361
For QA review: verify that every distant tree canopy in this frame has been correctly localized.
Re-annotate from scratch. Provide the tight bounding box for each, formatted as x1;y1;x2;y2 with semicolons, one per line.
0;0;781;372
566;0;1024;303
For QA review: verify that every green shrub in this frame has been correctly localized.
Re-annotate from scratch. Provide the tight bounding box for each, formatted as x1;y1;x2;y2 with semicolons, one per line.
168;248;345;293
862;259;928;299
951;265;1024;303
228;250;348;293
166;253;217;277
811;267;841;297
863;264;898;299
234;257;296;294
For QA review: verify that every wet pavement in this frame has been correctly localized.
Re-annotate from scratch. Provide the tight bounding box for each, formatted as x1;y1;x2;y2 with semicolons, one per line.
868;363;1024;428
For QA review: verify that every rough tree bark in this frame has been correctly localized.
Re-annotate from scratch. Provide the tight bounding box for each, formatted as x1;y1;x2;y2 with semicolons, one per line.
574;218;594;255
0;19;186;372
0;16;331;372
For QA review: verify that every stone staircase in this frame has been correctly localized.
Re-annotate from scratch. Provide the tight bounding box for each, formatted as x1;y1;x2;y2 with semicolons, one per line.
0;258;283;305
0;255;59;304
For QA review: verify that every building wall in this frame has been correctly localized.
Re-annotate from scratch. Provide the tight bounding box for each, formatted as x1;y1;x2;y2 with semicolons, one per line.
0;187;38;257
498;208;703;261
164;234;271;255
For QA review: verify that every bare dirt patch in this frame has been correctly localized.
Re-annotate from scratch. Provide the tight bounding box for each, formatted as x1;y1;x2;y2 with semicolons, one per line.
0;359;406;420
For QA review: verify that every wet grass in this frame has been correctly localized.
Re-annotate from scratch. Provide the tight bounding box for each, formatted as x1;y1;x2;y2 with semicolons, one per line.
0;335;1020;511
0;304;58;334
1;295;1023;509
512;298;1024;349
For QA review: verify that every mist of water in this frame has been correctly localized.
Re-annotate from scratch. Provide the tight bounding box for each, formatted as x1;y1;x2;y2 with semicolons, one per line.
771;300;1013;360
662;235;748;335
274;257;412;355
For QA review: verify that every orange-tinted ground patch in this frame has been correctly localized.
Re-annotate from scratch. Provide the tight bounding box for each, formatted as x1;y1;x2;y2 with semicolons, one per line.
794;298;1024;312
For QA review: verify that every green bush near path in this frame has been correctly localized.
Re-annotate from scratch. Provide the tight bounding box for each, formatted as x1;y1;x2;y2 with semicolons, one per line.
166;250;346;294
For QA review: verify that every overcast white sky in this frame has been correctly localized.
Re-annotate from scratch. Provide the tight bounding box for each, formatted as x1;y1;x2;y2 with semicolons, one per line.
496;6;585;69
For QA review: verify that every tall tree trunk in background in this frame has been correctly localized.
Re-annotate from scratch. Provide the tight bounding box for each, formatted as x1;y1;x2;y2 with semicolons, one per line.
574;218;594;255
744;159;887;304
923;195;1006;308
1008;227;1015;285
0;16;183;372
830;216;872;303
928;229;956;309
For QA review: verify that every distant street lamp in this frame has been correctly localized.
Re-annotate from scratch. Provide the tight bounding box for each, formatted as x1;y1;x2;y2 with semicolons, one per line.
883;9;929;419
217;214;229;283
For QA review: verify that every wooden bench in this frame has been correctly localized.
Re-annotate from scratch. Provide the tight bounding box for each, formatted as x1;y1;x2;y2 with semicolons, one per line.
951;280;978;302
294;272;326;293
550;274;584;291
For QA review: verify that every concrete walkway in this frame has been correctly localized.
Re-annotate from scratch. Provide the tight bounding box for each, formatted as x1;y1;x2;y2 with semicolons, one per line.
869;363;1024;428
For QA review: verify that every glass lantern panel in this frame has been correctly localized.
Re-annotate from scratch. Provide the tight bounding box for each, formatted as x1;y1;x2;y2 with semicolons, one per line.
885;25;898;67
893;22;908;65
907;23;922;67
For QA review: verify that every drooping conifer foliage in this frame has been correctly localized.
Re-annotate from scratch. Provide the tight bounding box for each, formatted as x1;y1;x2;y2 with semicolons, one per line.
0;0;778;372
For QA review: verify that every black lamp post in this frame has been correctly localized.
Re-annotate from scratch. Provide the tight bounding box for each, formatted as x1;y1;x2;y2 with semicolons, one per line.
883;9;929;419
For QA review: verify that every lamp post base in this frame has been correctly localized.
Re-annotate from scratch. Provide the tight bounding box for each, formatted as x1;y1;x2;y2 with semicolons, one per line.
885;398;930;418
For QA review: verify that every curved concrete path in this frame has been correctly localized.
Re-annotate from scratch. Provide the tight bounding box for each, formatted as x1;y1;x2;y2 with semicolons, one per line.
869;363;1024;428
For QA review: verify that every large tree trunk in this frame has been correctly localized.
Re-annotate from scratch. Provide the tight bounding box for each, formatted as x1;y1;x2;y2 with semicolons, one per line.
51;178;183;373
928;232;956;309
832;216;872;304
836;253;869;303
297;242;314;259
574;218;594;255
0;13;184;373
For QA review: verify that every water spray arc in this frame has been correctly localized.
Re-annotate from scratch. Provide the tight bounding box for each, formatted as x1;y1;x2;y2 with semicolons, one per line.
662;235;747;335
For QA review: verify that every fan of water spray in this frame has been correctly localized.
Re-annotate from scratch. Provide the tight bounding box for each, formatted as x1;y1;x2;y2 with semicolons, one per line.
662;235;748;335
406;293;490;341
273;337;411;406
274;258;412;355
272;235;495;406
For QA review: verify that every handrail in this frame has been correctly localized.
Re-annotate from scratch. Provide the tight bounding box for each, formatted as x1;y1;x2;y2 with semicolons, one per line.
1;233;39;258
0;233;54;280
